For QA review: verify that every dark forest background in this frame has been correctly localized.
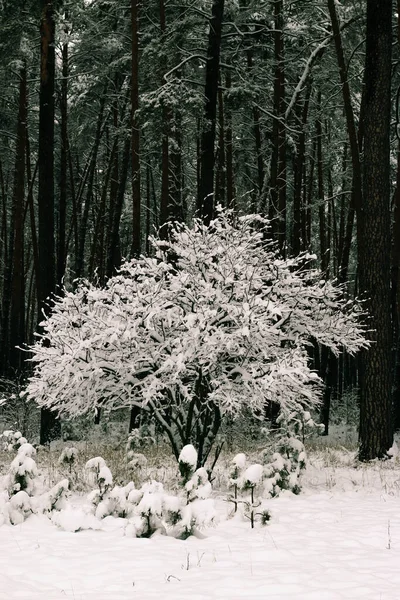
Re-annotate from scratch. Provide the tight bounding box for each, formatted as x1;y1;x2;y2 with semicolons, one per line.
0;0;396;459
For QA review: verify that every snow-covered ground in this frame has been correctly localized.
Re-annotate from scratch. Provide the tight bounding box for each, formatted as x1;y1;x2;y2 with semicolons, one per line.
1;455;400;600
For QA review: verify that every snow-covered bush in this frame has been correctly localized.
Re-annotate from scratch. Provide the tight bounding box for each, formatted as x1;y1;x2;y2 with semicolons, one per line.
127;452;147;472
94;482;136;520
126;426;155;454
242;464;264;528
229;453;247;513
263;409;318;497
33;479;70;514
85;457;114;514
6;491;32;525
126;431;150;472
0;430;28;452
0;442;70;526
59;447;79;473
85;456;138;520
179;444;198;482
185;467;212;503
82;448;216;539
130;480;165;537
5;442;38;496
25;209;369;466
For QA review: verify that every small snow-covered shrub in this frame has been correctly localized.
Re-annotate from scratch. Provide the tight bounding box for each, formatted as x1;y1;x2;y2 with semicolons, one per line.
0;442;70;526
179;444;198;483
82;447;216;539
171;498;216;539
85;456;138;520
5;442;38;496
33;479;70;514
185;467;212;503
126;452;147;472
228;453;247;513
242;464;264;528
0;430;28;453
133;480;165;537
263;409;318;497
96;482;136;520
85;457;114;515
59;447;78;473
126;426;155;455
7;491;32;525
264;440;307;497
170;445;216;537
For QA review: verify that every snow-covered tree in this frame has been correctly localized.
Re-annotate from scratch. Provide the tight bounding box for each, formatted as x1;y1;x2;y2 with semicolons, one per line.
25;210;369;465
6;442;38;496
178;444;198;483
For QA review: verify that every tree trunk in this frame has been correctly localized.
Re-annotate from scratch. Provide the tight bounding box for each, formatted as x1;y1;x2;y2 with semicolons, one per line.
269;0;286;256
1;66;27;374
197;0;225;224
327;0;362;271
131;0;141;256
57;18;68;287
358;0;393;460
292;84;311;256
75;95;106;279
316;92;328;274
38;0;61;444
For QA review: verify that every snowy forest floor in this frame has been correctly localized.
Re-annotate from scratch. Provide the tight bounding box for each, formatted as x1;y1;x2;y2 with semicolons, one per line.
1;426;400;600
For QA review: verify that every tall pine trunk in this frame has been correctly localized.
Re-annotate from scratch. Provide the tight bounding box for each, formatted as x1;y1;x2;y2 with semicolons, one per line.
197;0;225;224
358;0;393;460
38;0;60;444
131;0;141;256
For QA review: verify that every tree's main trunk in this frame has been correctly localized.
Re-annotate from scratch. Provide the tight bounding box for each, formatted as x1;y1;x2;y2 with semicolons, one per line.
269;0;286;256
75;95;106;279
106;137;131;278
197;0;225;225
131;0;141;256
57;19;68;287
391;1;400;430
328;0;362;285
358;0;393;460
39;0;60;444
316;92;328;274
292;84;310;256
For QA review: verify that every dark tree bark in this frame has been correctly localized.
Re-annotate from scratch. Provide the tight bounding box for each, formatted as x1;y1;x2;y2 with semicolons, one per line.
159;0;171;235
225;71;234;210
328;0;362;285
131;0;141;256
358;0;393;460
269;0;286;256
106;137;131;278
38;0;61;444
75;95;106;279
1;65;27;374
197;0;225;224
292;84;311;256
57;16;68;287
390;4;400;430
320;349;338;436
215;83;226;208
316;92;328;274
